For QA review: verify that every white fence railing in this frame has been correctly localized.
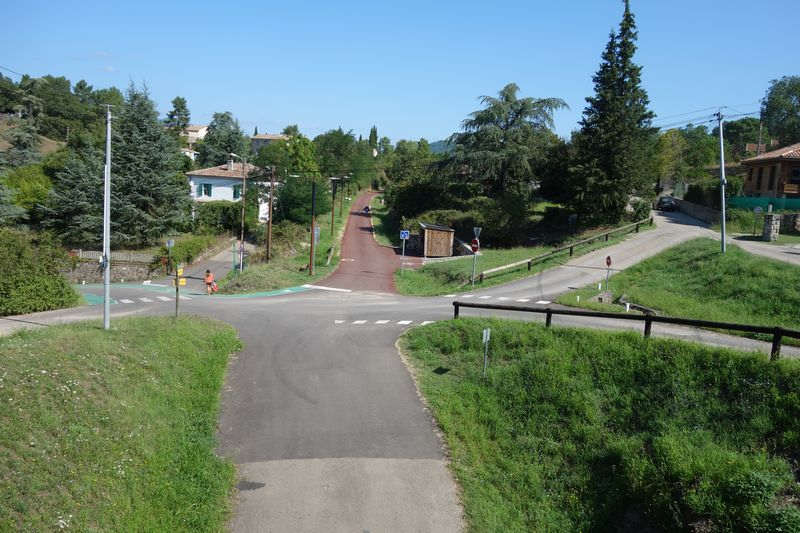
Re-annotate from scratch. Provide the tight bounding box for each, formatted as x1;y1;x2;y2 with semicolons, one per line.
71;249;154;263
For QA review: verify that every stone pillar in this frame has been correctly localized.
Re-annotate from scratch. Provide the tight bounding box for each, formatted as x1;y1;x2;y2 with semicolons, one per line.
762;213;781;242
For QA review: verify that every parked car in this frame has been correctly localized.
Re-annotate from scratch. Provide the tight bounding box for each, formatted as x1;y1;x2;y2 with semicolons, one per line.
656;196;678;211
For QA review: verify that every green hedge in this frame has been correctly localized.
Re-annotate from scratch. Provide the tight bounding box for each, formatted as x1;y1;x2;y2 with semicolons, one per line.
156;234;219;267
0;229;80;316
193;201;241;234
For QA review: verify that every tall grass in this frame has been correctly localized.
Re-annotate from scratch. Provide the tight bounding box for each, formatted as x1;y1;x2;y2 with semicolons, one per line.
403;318;800;532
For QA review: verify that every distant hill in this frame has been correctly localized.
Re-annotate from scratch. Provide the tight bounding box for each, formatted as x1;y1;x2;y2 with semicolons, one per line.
429;139;453;154
0;117;65;157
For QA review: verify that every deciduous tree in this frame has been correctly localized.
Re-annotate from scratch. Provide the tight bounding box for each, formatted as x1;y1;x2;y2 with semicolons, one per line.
761;76;800;147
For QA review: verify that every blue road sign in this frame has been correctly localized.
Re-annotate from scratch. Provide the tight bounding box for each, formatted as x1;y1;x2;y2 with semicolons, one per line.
400;230;410;240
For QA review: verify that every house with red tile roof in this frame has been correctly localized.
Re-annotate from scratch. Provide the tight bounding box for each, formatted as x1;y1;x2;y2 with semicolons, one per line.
741;142;800;197
186;160;274;221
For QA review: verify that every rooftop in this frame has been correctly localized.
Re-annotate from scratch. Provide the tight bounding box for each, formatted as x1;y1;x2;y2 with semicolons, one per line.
741;142;800;164
187;162;258;179
184;124;207;132
252;133;289;141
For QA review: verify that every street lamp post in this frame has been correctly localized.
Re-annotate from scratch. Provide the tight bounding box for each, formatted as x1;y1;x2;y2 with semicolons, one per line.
230;152;247;271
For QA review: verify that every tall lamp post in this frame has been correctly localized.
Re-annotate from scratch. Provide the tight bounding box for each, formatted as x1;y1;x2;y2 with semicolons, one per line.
230;152;247;271
329;177;340;236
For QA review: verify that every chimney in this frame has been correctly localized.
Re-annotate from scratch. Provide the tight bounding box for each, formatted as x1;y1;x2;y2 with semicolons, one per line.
227;159;234;171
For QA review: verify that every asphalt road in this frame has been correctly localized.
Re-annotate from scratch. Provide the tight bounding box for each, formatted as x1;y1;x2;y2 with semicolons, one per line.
2;206;799;532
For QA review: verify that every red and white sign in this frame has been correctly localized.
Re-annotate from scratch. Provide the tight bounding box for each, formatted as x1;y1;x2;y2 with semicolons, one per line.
471;238;480;253
605;255;612;267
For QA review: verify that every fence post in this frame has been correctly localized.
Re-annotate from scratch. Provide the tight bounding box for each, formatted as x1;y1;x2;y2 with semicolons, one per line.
649;217;654;226
479;273;484;283
545;310;552;328
453;301;460;319
771;327;783;361
527;260;532;271
605;233;609;242
635;223;640;233
569;245;574;257
644;316;652;338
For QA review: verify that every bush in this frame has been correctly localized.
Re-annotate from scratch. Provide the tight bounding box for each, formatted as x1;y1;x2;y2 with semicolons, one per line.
0;229;80;316
629;198;652;222
156;234;219;267
193;201;241;234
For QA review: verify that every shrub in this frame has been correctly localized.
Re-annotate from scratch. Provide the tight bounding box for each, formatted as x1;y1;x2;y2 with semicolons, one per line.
0;229;80;316
193;201;241;234
156;234;218;268
629;198;651;222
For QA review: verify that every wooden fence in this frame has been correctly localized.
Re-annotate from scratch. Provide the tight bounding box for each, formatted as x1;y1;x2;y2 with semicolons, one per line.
452;301;800;360
478;217;654;283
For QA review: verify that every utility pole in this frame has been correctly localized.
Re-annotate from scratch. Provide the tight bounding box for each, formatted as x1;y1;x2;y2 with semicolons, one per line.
330;178;337;237
239;156;247;271
102;105;112;330
716;110;727;254
267;166;275;262
309;180;316;275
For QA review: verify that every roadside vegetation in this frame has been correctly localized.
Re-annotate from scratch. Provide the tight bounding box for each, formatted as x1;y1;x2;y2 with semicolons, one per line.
0;228;80;316
0;316;241;531
369;193;395;247
218;192;357;293
557;238;800;336
403;318;800;532
395;221;652;296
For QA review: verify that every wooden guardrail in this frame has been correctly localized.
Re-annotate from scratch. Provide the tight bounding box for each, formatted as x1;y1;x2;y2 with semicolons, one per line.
477;217;654;283
452;301;800;360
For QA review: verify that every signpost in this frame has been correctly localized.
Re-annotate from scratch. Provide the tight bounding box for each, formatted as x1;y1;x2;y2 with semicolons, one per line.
166;239;174;274
482;327;491;378
471;227;482;288
605;255;612;291
400;230;409;257
174;265;183;318
753;206;763;236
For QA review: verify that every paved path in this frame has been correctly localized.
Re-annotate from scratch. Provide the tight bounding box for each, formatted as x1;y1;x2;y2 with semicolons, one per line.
323;191;421;293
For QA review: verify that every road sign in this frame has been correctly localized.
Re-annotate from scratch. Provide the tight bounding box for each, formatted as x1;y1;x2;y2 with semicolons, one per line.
177;267;183;276
179;278;187;286
166;238;175;249
471;238;480;253
473;227;482;238
606;255;612;267
400;230;410;240
754;206;763;214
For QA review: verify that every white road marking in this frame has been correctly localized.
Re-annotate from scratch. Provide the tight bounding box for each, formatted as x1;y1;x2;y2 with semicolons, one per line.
421;321;434;325
478;295;491;299
375;320;390;324
462;294;474;298
536;300;551;305
397;320;412;325
302;284;352;293
139;297;153;303
119;299;134;304
497;297;510;301
516;298;530;302
179;296;192;300
334;320;345;324
156;296;172;302
352;320;367;324
443;294;456;298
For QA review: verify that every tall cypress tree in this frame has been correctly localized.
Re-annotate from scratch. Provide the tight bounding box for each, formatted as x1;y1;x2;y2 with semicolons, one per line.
570;0;657;223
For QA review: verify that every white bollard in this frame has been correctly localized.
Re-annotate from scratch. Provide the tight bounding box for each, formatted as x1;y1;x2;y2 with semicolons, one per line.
626;303;630;312
577;295;580;302
598;282;602;290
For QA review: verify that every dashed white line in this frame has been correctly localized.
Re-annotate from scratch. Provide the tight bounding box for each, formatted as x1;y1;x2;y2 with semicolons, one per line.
516;298;530;302
443;294;456;298
119;299;134;304
179;296;192;300
478;295;491;299
497;297;510;301
536;300;551;305
375;320;390;324
139;297;153;303
397;320;412;325
156;296;172;302
334;320;345;324
462;294;475;298
352;320;367;324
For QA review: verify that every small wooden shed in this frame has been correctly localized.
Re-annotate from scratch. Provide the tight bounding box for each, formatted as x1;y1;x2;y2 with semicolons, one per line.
419;222;454;258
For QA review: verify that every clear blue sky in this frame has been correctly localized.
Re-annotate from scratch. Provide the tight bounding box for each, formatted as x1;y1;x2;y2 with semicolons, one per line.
2;0;795;142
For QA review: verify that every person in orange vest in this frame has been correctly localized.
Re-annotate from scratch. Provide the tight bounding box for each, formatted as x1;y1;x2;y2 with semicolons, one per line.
204;269;215;295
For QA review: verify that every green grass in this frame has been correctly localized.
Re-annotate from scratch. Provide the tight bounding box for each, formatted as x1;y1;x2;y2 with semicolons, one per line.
557;238;800;338
218;192;357;293
396;223;653;296
369;194;396;247
402;318;800;532
0;316;242;532
734;234;800;246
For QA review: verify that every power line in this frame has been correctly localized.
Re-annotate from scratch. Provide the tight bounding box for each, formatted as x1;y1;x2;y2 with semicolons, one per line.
0;64;24;77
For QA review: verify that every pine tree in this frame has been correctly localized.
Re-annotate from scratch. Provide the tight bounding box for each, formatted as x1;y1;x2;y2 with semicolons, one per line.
197;111;247;166
368;126;378;149
0;119;40;170
0;182;25;225
254;126;258;136
165;96;190;135
569;0;657;223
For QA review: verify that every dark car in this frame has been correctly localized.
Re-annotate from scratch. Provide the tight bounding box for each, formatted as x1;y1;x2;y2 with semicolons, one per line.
656;196;678;211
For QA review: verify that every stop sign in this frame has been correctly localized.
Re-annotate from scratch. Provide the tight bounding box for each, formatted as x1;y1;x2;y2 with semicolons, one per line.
471;238;480;252
606;255;612;267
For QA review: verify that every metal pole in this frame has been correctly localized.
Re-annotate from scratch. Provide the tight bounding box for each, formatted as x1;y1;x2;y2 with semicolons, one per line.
340;178;344;215
401;238;405;257
331;180;336;237
309;180;316;275
175;266;179;318
471;253;477;288
102;105;111;330
605;267;610;291
267;166;274;262
717;111;727;253
239;157;247;271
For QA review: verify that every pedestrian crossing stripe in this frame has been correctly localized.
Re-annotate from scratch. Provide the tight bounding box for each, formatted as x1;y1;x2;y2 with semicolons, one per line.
157;296;172;301
375;320;390;324
119;299;133;304
352;320;367;324
139;297;153;302
397;320;412;325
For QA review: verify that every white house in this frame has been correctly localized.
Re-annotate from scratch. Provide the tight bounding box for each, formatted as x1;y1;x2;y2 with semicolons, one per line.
251;133;289;153
182;124;208;147
186;161;273;221
180;147;198;161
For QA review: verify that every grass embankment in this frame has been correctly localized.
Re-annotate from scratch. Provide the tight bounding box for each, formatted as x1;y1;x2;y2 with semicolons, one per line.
218;192;357;293
403;318;800;532
735;234;800;246
369;194;395;247
396;222;653;296
0;316;242;531
557;238;800;338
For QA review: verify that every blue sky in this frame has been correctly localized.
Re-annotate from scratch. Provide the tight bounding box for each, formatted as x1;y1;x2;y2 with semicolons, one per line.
2;0;795;142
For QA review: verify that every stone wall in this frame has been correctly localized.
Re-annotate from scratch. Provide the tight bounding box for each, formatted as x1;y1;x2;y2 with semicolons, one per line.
675;199;720;224
62;260;156;284
762;214;781;242
780;213;800;234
